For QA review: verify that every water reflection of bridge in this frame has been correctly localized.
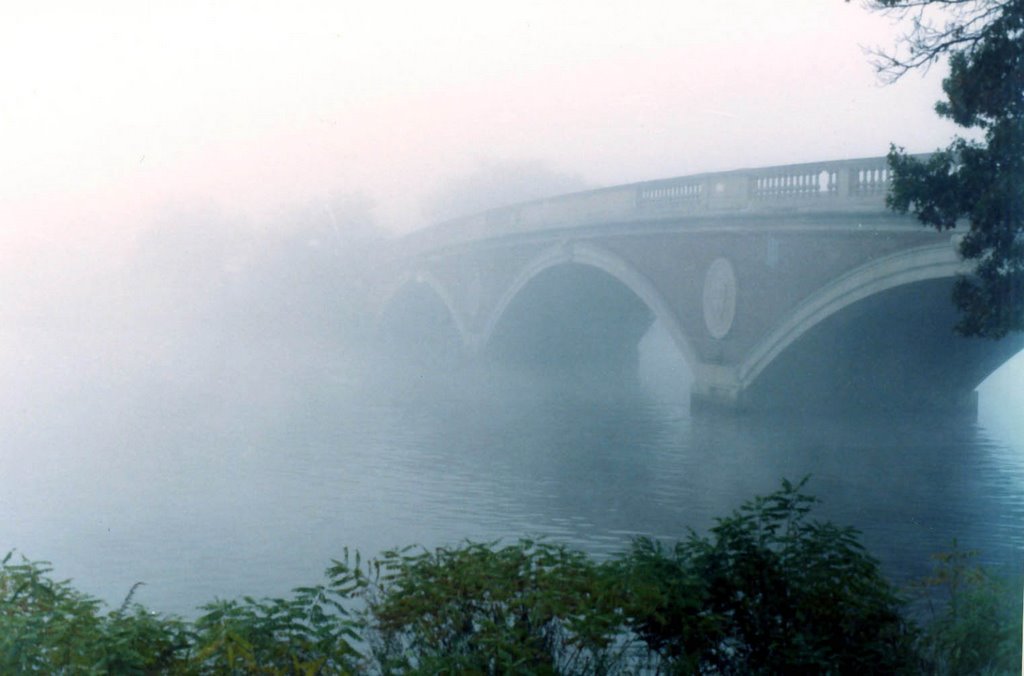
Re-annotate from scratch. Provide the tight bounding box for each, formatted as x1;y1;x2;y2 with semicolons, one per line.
376;157;1023;414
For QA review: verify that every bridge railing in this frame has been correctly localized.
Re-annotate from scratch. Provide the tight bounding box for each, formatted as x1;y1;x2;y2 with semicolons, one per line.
401;155;912;254
635;156;898;213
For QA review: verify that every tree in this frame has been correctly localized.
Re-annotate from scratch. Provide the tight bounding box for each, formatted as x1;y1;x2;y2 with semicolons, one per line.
863;0;1024;337
422;158;591;222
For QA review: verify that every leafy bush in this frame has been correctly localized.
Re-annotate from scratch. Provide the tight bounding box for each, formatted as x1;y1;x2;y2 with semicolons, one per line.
614;477;919;674
366;540;630;674
913;547;1023;675
2;480;1017;674
0;553;191;673
190;552;367;674
0;551;367;674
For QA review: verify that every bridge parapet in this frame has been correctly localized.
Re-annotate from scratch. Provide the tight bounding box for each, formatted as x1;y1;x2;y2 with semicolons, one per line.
402;155;909;256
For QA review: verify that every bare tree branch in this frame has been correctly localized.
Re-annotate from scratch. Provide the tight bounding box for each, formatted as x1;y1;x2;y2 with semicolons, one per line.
858;0;1006;81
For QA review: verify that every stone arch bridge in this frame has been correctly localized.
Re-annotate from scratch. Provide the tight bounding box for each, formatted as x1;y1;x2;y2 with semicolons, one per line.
373;156;1022;414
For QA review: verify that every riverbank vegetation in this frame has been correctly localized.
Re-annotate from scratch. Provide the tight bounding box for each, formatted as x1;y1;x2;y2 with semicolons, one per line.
3;480;1019;674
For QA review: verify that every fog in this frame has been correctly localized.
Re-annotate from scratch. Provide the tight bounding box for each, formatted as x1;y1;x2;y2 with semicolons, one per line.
2;2;1022;615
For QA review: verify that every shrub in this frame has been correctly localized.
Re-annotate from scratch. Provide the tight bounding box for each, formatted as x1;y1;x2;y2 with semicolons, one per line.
913;546;1023;675
366;540;630;674
614;478;920;674
4;480;1016;674
191;552;367;674
0;553;191;673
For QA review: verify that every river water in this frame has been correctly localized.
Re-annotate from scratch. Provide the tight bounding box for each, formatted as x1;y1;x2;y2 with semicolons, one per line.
2;325;1023;617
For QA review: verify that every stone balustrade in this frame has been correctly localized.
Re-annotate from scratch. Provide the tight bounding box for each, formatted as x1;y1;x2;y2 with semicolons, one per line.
401;155;914;255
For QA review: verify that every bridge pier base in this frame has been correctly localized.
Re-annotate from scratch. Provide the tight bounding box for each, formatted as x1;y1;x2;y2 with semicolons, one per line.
689;364;746;413
689;386;981;418
956;390;980;420
690;390;744;414
688;359;984;418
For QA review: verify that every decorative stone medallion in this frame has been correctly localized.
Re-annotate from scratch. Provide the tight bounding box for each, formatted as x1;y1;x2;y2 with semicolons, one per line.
702;257;737;339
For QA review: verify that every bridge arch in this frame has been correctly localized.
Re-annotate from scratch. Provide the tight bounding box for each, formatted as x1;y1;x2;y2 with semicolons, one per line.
739;241;964;391
375;270;472;358
734;240;1024;411
480;241;700;372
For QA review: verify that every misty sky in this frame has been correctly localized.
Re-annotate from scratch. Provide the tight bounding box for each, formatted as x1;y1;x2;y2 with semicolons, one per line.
1;4;1022;600
3;2;961;251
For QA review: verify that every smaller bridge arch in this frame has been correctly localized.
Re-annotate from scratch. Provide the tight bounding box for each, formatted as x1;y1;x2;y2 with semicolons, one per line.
480;241;701;373
374;269;472;360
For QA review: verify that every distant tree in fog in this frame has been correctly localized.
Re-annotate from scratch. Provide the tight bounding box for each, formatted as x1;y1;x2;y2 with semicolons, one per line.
242;192;383;343
125;194;384;345
422;158;592;223
276;191;382;249
263;192;383;309
126;203;254;328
